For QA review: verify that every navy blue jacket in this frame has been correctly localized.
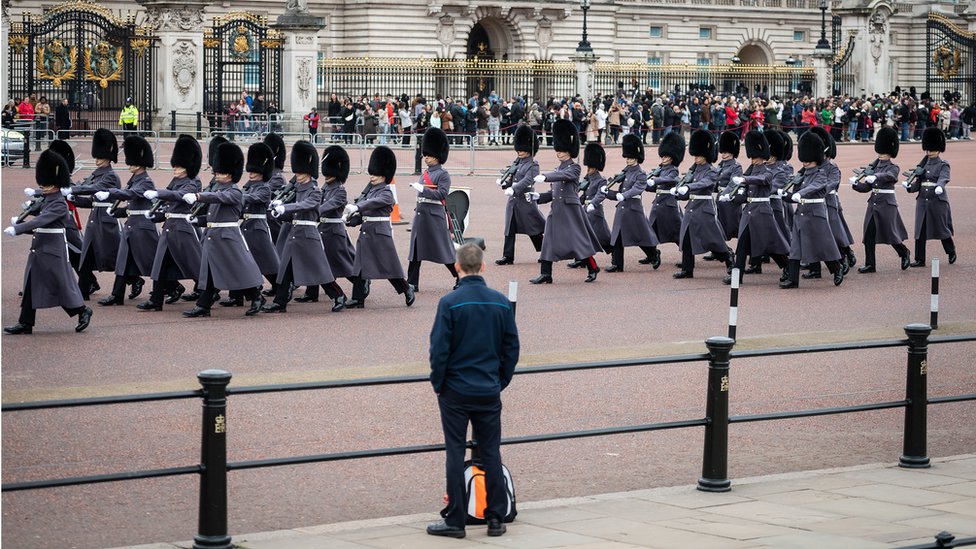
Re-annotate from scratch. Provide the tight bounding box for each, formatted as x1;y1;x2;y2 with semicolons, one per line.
429;276;519;397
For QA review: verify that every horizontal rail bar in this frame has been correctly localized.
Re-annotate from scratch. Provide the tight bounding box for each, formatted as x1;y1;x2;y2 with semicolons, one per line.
896;535;976;549
1;465;201;492
730;400;908;423
1;389;202;412
929;393;976;405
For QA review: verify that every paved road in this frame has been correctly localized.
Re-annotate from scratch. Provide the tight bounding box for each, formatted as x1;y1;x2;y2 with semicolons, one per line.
2;139;975;548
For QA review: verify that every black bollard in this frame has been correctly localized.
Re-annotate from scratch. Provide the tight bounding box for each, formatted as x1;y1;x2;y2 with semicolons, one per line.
698;336;735;492
508;281;518;317
194;370;233;549
728;268;740;340
196;112;203;139
171;110;177;137
900;324;931;468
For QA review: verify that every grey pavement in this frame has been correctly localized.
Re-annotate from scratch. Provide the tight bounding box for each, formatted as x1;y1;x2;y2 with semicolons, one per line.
121;454;976;549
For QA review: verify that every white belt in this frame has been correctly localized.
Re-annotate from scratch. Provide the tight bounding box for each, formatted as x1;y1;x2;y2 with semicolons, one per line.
165;213;190;219
747;197;769;203
207;222;239;228
34;227;65;234
92;202;112;207
129;210;150;215
243;213;267;219
920;182;938;187
799;198;825;204
363;216;391;222
417;197;443;206
769;194;782;199
829;190;838;195
872;189;896;194
319;217;345;224
689;194;713;200
655;189;672;195
292;220;318;226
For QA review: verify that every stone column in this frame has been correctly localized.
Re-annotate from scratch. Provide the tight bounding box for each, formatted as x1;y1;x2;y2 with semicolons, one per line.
273;9;325;134
835;1;893;97
811;47;833;98
571;51;599;108
139;1;211;134
1;1;10;95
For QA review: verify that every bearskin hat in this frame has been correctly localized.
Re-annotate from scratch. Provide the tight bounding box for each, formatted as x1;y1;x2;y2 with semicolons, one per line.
659;131;685;165
246;143;275;181
513;124;539;155
583;142;606;171
207;136;228;169
290;140;319;179
689;129;715;163
874;126;900;158
622;133;645;164
123;135;154;168
321;145;351;183
263;133;287;170
91;128;118;163
718;131;740;158
552;119;580;158
807;126;836;159
213;142;244;183
48;140;75;173
744;131;770;160
779;131;794;162
921;127;946;153
171;135;202;179
797;131;826;164
368;145;397;183
421;127;450;164
36;149;72;188
764;129;785;160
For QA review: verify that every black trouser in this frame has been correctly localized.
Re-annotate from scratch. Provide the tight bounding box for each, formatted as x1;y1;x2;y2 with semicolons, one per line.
438;390;506;528
501;221;543;260
414;135;424;173
788;258;841;284
298;276;354;300
77;250;97;298
19;277;85;326
230;274;277;299
274;263;342;306
680;233;729;274
734;227;787;273
407;260;458;289
147;251;190;305
350;275;409;301
197;272;259;310
914;218;955;262
108;253;143;302
611;240;657;268
864;218;909;266
540;258;597;277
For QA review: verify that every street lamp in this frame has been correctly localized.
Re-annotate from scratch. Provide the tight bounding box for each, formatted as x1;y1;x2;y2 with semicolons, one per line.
815;0;831;52
577;0;592;53
786;55;797;65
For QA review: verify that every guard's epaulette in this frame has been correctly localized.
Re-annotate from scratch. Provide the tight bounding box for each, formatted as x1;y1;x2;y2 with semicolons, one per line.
710;165;720;174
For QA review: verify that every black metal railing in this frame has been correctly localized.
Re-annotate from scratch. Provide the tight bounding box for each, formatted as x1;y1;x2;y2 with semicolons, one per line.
3;325;975;549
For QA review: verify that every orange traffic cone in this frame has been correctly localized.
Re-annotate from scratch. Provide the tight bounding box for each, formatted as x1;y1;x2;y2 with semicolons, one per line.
389;177;408;225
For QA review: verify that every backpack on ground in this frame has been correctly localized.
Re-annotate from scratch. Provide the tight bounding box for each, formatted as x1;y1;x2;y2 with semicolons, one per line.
461;459;517;524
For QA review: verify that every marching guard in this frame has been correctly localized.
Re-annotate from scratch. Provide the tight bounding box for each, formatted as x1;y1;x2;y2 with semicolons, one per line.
780;131;845;289
764;130;792;239
850;126;911;272
578;142;612;263
806;126;856;278
181;142;266;317
343;146;416;308
597;133;660;273
673;129;733;279
263;133;288;246
906;127;956;266
407;127;459;291
263;141;347;313
528;118;602;284
4;150;93;334
642;132;685;266
94;135;159;306
68;129;121;300
44;140;84;274
714;131;743;243
496;124;546;265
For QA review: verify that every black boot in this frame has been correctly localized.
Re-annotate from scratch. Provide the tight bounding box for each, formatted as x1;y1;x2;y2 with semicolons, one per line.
75;307;93;332
128;278;145;299
3;323;32;335
245;296;266;317
331;296;346;312
165;283;186;304
219;296;244;307
182;306;211;318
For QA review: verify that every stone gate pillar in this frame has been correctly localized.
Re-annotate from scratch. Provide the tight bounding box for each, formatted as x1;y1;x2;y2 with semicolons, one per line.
835;0;894;97
812;47;832;98
140;1;211;134
571;51;599;108
273;6;325;132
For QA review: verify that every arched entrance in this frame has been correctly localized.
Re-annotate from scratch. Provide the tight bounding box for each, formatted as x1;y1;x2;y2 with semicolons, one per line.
466;19;515;100
736;43;771;65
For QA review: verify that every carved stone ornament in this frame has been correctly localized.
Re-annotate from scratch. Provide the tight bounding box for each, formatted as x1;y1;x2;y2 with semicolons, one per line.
145;5;205;32
285;0;309;14
868;8;888;69
437;15;455;46
536;16;553;48
297;57;312;101
172;40;196;98
295;35;315;45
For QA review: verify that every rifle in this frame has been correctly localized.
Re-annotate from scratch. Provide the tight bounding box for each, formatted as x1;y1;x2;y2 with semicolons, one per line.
782;168;805;197
344;182;372;227
603;171;626;194
189;179;218;219
852;160;878;185
902;157;927;189
16;197;43;223
498;162;518;189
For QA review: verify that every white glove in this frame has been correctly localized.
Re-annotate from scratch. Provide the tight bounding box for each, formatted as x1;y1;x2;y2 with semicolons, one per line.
188;216;199;225
732;176;745;185
586;203;595;213
344;203;358;215
848;176;858;185
143;211;153;219
647;179;656;188
11;216;19;225
4;226;15;236
272;204;285;217
143;190;158;200
94;191;110;201
669;187;678;196
901;180;910;189
864;175;876;184
615;193;624;201
935;186;944;195
736;188;745;195
23;187;36;197
60;187;71;197
777;188;786;197
495;178;503;186
270;199;282;208
527;192;540;202
677;186;689;196
791;192;801;202
718;194;731;202
182;193;197;205
599;185;608;194
504;187;515;197
66;194;74;201
533;174;546;184
410;182;424;193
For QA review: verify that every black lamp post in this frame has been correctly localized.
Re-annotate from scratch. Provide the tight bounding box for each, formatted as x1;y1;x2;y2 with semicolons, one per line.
816;0;831;51
577;0;592;53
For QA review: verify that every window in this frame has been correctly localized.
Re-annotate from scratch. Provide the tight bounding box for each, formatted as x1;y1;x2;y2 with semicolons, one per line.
649;26;663;38
647;56;662;89
699;27;712;40
794;30;805;42
697;57;711;66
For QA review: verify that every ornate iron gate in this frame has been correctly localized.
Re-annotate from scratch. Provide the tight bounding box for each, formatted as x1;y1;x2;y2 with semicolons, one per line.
926;13;975;106
832;34;857;97
6;0;157;132
202;13;282;122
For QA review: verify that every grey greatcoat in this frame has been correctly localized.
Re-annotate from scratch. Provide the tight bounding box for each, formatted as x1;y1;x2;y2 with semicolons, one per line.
907;157;954;240
196;184;264;291
594;164;658;247
14;192;85;310
106;171;159;277
504;157;547;237
768;161;793;237
824;160;854;248
732;163;791;256
646;164;683;244
70;165;121;271
268;169;288;245
276;181;337;286
150;176;202;281
715;158;743;240
852;159;908;245
787;163;842;264
537;159;602;261
318;181;357;278
677;163;728;255
352;183;407;280
408;164;456;264
581;172;612;252
241;179;279;275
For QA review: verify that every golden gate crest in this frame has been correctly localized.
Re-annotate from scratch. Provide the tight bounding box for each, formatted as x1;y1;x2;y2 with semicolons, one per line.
933;45;961;80
85;41;123;88
230;25;252;60
36;38;77;87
